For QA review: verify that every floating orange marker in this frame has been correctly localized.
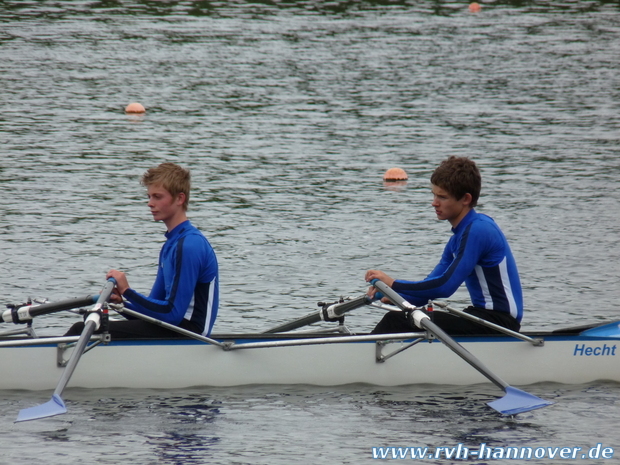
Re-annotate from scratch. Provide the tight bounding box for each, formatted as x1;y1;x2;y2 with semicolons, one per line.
383;167;408;182
469;2;482;13
125;102;146;114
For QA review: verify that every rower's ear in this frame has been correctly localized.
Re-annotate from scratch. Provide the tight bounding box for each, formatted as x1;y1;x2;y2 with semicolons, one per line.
461;193;473;207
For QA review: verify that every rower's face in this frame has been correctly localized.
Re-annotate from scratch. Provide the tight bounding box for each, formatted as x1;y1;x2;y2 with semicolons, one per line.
146;184;183;223
431;184;470;227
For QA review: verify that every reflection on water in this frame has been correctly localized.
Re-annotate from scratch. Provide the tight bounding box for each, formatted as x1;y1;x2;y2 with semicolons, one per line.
2;383;620;464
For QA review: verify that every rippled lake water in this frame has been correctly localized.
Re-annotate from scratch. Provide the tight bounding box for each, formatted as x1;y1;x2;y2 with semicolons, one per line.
1;1;619;463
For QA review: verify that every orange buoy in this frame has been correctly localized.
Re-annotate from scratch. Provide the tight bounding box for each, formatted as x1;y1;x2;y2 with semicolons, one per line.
469;2;482;13
383;167;408;182
125;102;146;114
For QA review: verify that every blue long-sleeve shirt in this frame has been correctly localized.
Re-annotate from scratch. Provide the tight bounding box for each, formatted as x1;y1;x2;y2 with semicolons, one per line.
123;220;219;336
392;209;523;322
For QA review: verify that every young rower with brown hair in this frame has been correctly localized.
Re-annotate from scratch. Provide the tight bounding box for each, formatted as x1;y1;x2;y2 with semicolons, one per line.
366;156;523;335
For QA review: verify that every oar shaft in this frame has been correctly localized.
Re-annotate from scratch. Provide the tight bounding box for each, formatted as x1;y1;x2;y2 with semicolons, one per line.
262;294;371;334
371;280;553;415
417;314;508;391
53;316;99;397
53;279;116;398
15;279;117;422
263;311;321;334
371;280;509;391
2;295;98;324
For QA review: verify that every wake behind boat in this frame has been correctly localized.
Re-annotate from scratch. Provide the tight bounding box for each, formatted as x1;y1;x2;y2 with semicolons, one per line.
2;280;619;420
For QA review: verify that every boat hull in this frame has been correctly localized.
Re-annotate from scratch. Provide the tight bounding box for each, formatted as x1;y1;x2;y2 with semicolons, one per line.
1;333;619;391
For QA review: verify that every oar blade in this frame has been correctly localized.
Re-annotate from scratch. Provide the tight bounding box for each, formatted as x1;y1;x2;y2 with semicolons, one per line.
15;394;67;423
488;386;554;415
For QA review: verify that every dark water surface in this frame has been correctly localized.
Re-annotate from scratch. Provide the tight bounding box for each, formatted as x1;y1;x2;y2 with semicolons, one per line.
1;1;619;463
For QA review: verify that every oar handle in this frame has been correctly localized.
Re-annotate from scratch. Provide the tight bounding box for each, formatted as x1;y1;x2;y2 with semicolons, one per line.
370;280;417;311
93;278;116;309
321;294;372;320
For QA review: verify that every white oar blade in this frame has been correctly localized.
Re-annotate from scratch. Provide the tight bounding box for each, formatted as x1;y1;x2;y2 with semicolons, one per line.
488;386;553;415
15;394;67;423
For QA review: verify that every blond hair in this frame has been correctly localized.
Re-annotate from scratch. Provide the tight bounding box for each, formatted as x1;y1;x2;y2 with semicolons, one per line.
141;163;191;211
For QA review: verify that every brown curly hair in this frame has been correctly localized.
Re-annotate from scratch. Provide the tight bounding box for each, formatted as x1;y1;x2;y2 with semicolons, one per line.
430;156;481;207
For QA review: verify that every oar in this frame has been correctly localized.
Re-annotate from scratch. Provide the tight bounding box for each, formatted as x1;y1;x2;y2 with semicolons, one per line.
2;295;99;324
15;278;116;423
371;279;553;415
262;294;372;334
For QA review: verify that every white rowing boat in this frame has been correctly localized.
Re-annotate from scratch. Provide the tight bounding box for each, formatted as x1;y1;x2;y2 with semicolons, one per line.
1;324;619;390
2;280;618;420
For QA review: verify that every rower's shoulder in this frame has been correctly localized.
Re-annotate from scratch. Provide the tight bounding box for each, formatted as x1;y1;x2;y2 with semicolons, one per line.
472;212;499;226
179;226;216;255
469;212;505;237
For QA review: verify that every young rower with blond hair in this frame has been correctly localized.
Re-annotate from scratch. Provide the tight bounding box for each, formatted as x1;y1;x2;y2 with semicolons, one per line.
66;162;219;338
